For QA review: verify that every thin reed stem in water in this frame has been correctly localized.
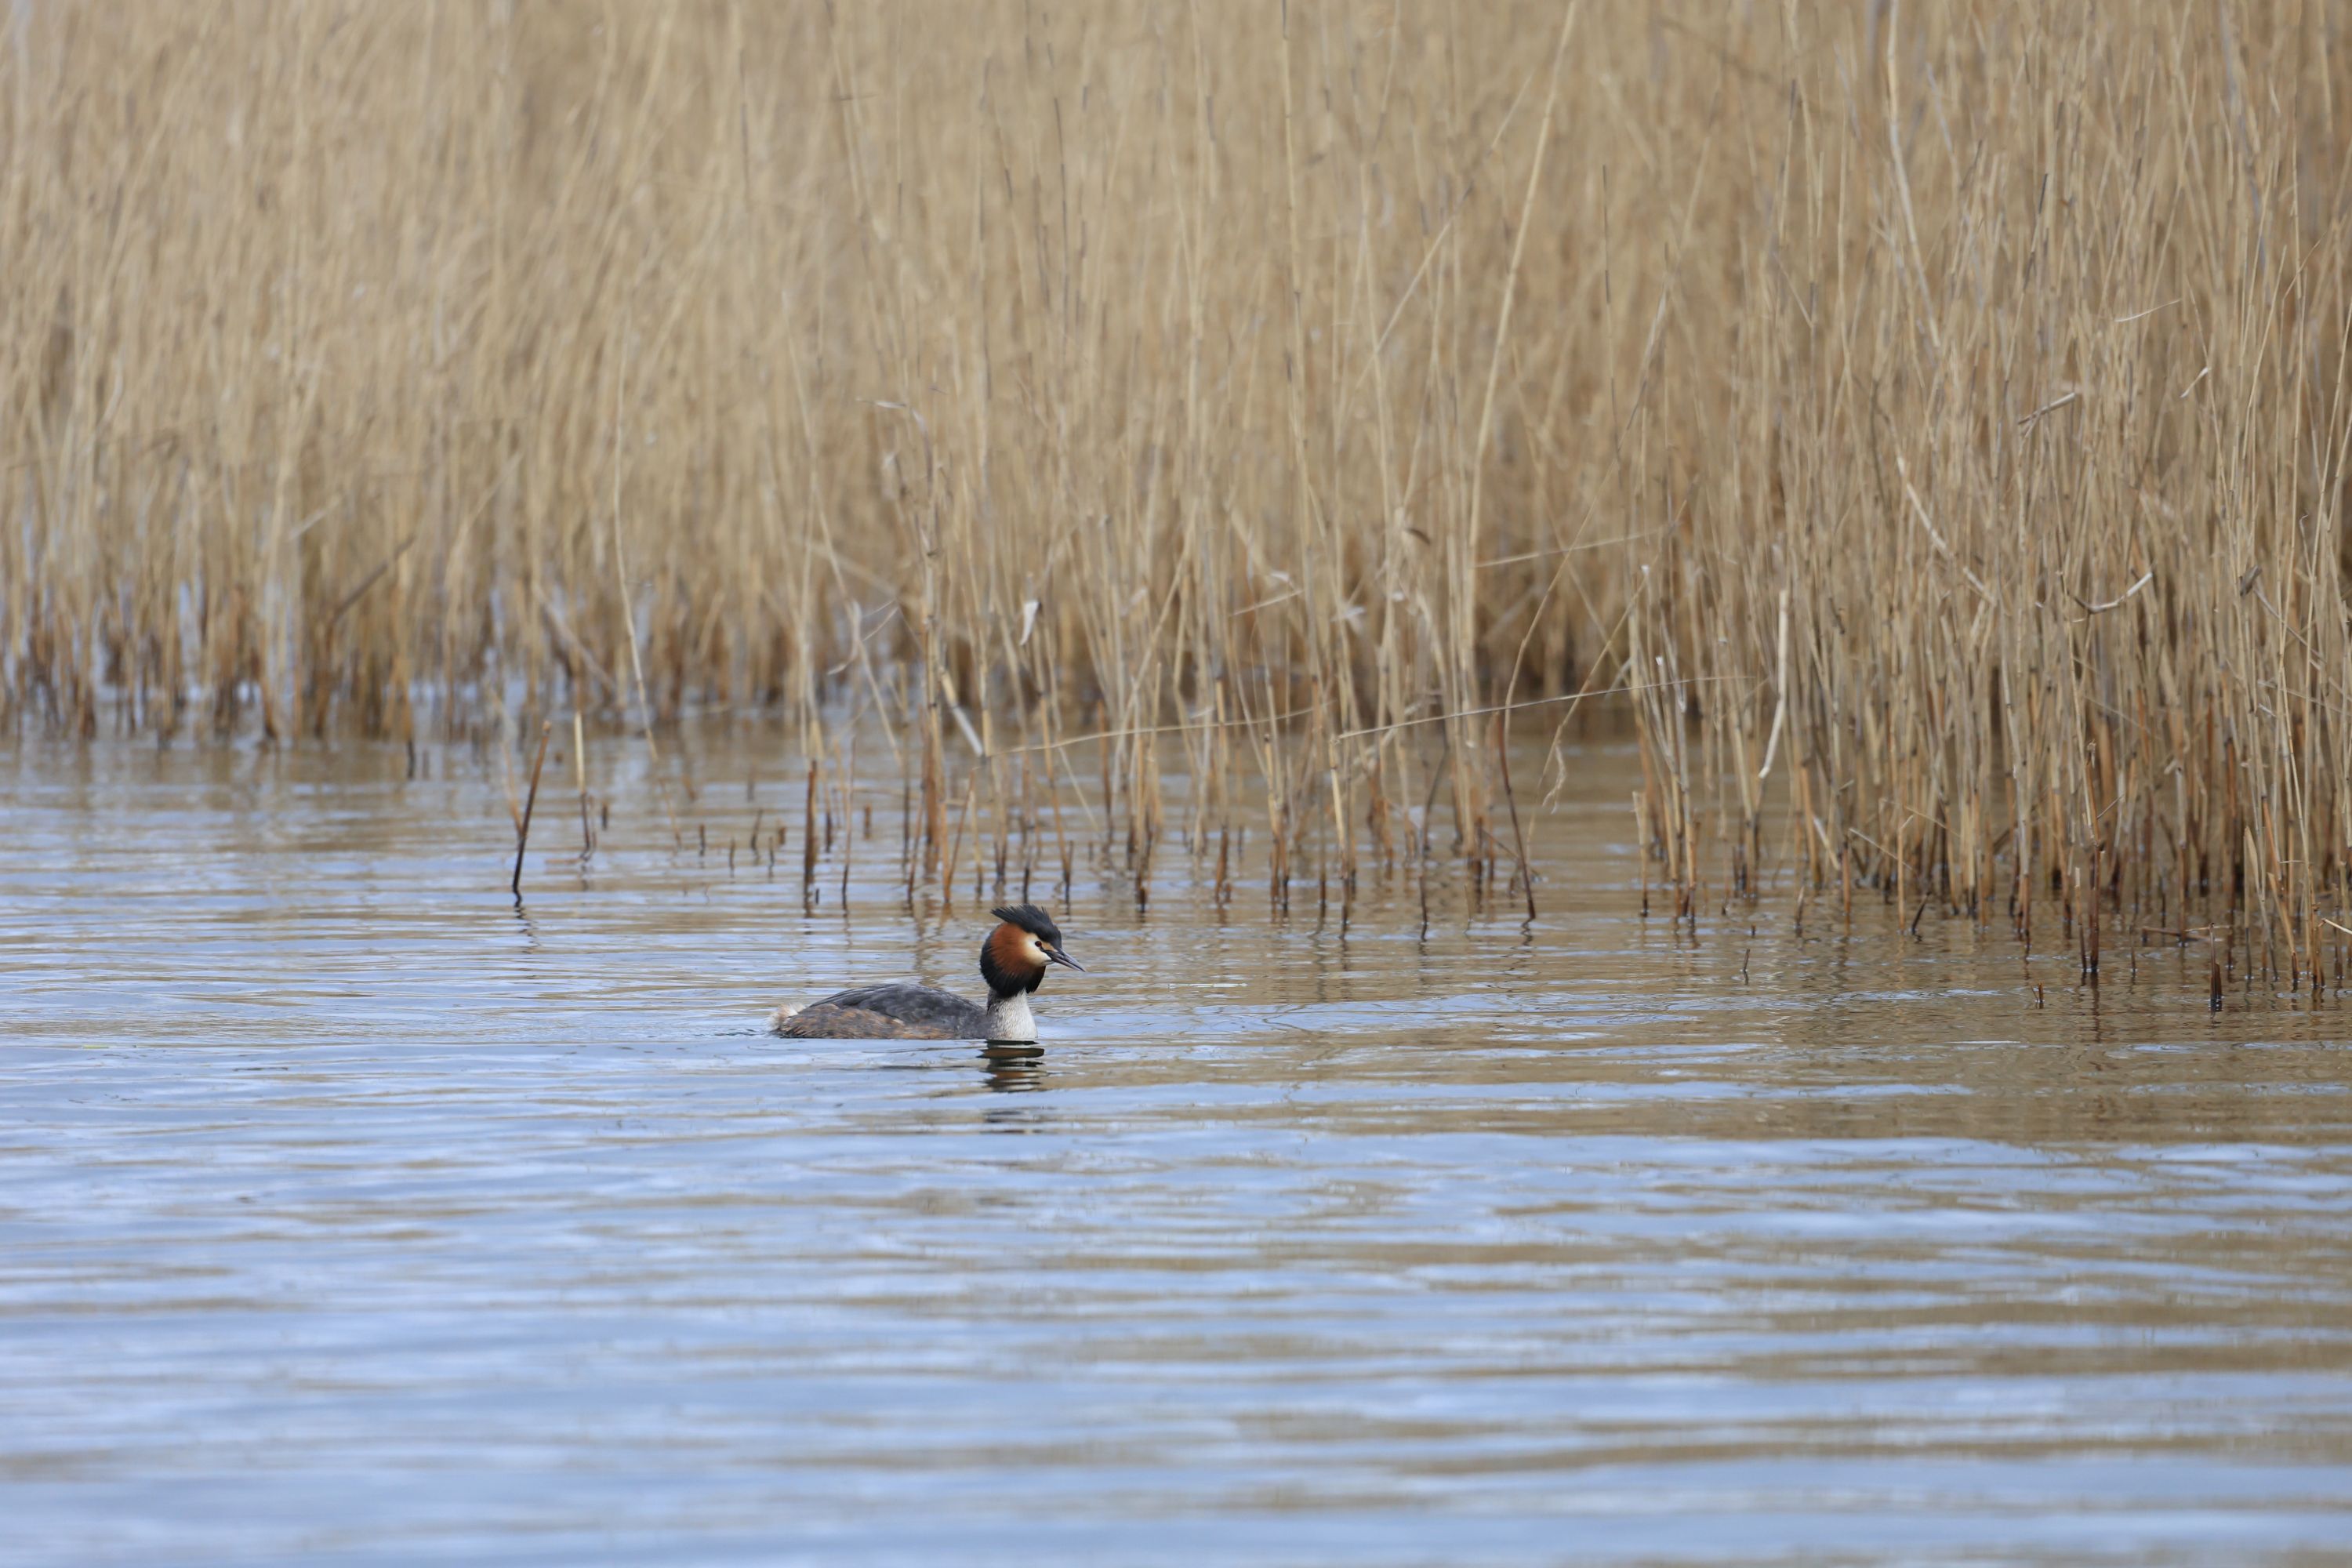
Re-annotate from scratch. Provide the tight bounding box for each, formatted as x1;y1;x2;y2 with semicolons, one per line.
512;720;552;902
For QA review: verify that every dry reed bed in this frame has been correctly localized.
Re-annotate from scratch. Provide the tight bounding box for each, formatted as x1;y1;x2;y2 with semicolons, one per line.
3;4;2349;968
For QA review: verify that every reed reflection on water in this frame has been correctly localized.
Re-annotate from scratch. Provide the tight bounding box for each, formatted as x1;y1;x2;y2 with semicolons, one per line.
2;725;2349;1566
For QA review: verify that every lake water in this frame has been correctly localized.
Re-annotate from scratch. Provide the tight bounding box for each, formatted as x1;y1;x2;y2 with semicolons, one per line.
4;723;2350;1565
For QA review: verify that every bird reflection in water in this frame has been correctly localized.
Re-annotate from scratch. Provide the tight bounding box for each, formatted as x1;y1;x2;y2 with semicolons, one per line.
979;1042;1048;1096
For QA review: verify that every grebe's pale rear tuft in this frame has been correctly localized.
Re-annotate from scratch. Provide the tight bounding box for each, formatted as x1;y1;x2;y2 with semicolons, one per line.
770;906;1084;1043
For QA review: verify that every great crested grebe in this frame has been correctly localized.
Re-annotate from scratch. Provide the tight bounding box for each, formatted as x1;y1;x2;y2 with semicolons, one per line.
769;905;1085;1042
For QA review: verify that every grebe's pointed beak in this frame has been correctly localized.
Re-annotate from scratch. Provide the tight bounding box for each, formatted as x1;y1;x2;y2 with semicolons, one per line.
1046;946;1084;972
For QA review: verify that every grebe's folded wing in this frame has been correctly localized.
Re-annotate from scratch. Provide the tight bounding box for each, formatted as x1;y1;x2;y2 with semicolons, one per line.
769;982;985;1039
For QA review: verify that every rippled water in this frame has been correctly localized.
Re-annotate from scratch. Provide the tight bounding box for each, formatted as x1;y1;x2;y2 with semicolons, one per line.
5;724;2350;1565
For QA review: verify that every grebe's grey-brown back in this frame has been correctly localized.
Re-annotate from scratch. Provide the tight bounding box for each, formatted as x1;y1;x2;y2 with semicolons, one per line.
769;905;1084;1042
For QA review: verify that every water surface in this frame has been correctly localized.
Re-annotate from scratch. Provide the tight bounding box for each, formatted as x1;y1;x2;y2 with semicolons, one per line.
4;727;2350;1565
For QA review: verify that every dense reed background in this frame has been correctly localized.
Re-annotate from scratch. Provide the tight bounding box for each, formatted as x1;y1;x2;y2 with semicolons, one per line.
4;2;2350;967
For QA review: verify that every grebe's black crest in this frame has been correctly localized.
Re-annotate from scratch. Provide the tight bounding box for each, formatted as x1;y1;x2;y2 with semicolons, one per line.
992;905;1064;946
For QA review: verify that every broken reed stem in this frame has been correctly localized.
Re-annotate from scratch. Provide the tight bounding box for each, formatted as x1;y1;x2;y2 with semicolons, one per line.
511;719;552;902
801;758;820;904
940;770;980;918
1490;711;1537;920
572;710;594;866
839;735;855;915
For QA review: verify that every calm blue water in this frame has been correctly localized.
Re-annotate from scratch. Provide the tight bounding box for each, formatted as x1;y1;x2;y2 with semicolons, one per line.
3;728;2349;1564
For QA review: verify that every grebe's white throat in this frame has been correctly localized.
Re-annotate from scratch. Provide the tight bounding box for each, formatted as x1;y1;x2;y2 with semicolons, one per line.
982;989;1036;1044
